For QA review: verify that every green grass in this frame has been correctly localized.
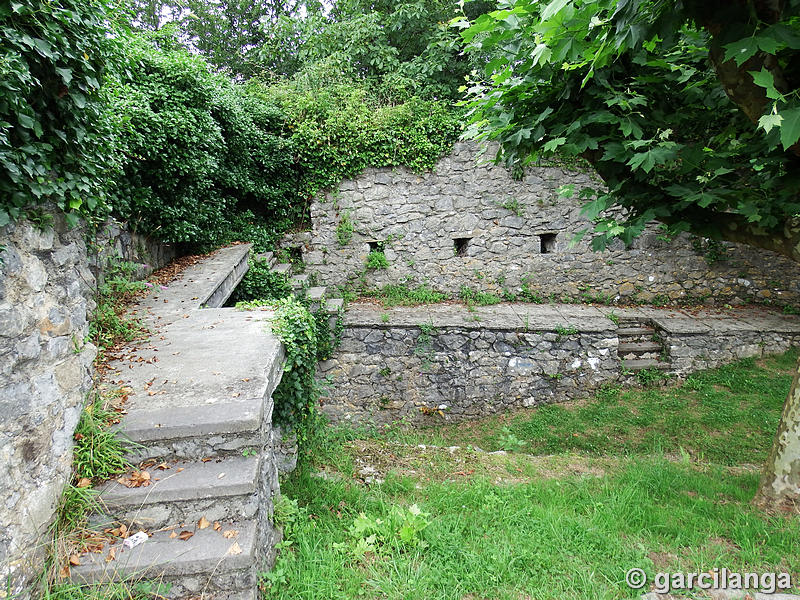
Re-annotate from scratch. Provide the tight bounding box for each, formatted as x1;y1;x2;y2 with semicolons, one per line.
362;284;447;307
264;349;800;600
399;350;798;466
42;581;169;600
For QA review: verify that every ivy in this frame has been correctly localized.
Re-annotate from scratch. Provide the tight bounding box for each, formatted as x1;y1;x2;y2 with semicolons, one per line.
270;297;320;447
0;0;121;227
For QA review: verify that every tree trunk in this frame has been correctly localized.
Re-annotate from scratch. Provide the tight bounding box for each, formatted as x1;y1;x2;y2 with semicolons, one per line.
755;356;800;512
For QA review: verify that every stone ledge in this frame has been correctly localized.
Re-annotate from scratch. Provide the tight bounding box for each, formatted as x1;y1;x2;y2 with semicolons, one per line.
98;456;259;507
70;520;255;584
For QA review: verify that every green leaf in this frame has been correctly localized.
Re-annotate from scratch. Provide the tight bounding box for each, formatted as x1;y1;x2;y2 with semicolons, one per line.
56;67;73;85
17;113;35;129
540;0;571;21
778;108;800;150
723;37;760;66
758;112;783;134
749;68;782;100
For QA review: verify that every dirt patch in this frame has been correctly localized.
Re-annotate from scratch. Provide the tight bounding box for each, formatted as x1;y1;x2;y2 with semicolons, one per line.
330;439;614;486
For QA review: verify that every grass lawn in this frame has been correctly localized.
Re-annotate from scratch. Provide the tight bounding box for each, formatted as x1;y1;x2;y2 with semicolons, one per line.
265;350;800;599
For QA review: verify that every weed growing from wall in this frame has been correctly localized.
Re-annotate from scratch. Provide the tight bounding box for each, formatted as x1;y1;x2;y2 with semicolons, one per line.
89;257;148;360
365;250;388;270
336;211;354;246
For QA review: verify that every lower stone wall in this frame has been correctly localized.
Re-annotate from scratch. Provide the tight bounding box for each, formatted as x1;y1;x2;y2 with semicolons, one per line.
0;213;172;596
319;304;800;425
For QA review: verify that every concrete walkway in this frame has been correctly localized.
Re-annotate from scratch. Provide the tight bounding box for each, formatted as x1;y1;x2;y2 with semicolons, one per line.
345;301;800;336
72;244;284;600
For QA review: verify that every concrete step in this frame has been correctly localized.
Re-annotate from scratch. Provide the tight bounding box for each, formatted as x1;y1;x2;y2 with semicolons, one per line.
618;341;662;355
272;263;291;276
623;359;671;372
326;298;344;314
95;456;260;530
119;398;266;462
307;286;327;312
617;326;655;337
616;317;652;328
290;273;310;290
306;286;326;302
70;519;257;597
254;251;275;268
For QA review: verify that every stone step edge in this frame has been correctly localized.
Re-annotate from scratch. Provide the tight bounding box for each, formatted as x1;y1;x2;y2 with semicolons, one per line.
618;341;662;353
199;244;252;309
117;346;284;446
617;326;655;336
70;520;256;585
97;455;259;509
117;398;264;445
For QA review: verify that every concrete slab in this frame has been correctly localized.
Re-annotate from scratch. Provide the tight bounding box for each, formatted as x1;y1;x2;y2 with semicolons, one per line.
70;520;256;583
133;244;251;326
118;397;262;443
98;456;258;507
105;309;284;411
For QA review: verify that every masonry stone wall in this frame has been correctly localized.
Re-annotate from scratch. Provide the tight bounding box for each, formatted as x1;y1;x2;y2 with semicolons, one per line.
319;305;800;425
0;213;173;596
301;142;800;306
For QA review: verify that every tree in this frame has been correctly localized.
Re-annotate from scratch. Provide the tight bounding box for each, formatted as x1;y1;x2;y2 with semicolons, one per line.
256;0;495;100
458;0;800;510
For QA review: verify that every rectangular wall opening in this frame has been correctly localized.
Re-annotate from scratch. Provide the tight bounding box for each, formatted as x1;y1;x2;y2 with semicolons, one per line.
539;233;557;254
367;240;384;252
454;237;471;257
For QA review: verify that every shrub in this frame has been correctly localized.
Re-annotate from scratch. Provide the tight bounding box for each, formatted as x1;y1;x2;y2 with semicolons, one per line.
109;34;295;250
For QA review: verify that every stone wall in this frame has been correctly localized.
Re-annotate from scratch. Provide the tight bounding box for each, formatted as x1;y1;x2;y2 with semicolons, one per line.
301;142;800;306
0;214;173;596
319;304;800;425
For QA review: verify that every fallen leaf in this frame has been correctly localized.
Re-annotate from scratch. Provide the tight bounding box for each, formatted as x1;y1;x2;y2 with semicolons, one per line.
198;516;210;530
178;530;194;541
201;457;213;463
222;529;238;539
213;522;221;531
106;546;117;562
227;541;242;556
69;555;81;566
59;564;70;579
169;531;178;539
76;477;92;488
217;473;226;479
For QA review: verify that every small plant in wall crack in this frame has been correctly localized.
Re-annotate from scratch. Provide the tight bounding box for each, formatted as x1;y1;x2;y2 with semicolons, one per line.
366;249;389;270
554;324;578;340
336;210;354;246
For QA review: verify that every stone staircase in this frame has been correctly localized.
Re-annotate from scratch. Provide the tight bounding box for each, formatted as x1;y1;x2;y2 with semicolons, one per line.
616;317;671;372
71;244;284;600
252;251;344;332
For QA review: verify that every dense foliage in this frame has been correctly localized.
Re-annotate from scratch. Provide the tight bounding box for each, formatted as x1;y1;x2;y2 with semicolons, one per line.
0;0;120;227
1;1;463;252
110;34;295;248
458;0;800;257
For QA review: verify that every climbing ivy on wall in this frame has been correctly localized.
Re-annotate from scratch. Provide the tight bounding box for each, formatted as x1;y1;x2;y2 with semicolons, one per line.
270;297;320;446
0;0;120;227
